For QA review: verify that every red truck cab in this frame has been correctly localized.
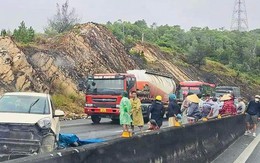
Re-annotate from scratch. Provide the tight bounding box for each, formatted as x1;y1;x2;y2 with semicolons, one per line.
82;73;136;123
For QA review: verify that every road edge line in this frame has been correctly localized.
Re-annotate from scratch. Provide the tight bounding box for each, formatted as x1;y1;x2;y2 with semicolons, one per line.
233;134;260;163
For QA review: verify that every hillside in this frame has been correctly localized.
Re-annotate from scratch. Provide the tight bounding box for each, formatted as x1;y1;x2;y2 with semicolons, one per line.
131;43;260;98
0;22;259;114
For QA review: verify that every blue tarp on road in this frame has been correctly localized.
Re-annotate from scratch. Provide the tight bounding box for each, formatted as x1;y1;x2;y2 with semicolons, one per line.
58;133;105;149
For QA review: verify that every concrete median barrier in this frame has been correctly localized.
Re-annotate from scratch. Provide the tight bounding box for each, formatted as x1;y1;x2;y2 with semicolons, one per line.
7;115;244;163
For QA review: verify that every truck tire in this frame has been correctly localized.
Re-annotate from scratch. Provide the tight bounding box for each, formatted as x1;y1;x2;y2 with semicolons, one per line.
91;115;101;124
38;134;55;154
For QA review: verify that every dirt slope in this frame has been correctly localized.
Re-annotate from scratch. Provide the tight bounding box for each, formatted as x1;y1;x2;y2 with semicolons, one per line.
0;23;139;96
0;22;259;104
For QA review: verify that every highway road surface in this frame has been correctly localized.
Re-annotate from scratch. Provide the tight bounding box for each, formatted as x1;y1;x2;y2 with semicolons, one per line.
60;118;168;140
213;125;260;163
61;118;260;163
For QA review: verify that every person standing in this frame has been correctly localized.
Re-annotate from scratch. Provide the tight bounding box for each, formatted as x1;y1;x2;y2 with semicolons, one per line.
130;91;144;133
197;94;204;112
150;95;165;128
245;95;260;137
207;98;220;119
168;94;181;127
219;94;237;116
119;92;132;134
237;98;246;114
186;94;201;123
181;92;192;124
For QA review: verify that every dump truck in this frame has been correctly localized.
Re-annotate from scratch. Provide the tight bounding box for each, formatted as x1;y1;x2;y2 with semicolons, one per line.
78;70;176;124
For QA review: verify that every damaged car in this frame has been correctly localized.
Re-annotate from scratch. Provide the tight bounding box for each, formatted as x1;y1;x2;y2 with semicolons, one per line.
0;92;64;161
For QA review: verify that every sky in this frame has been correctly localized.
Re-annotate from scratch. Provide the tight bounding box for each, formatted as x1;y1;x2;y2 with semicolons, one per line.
0;0;259;32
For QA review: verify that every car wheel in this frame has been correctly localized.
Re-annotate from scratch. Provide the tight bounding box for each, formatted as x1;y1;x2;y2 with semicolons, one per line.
38;134;55;154
91;115;101;124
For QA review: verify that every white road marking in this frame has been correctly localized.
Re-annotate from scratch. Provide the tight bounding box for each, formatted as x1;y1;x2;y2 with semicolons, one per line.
233;134;260;163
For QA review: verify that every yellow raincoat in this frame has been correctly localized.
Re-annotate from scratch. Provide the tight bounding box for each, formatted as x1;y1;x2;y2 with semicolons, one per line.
130;98;144;126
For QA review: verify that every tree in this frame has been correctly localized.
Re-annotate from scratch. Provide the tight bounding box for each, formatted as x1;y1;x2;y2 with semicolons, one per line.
46;0;80;33
13;21;35;43
1;29;7;37
186;37;212;68
105;20;260;74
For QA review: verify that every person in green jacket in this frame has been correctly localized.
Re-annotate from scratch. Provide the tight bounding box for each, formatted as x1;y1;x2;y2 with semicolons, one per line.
120;91;132;132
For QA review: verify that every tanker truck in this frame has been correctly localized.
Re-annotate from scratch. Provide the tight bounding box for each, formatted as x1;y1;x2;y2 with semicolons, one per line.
79;70;176;124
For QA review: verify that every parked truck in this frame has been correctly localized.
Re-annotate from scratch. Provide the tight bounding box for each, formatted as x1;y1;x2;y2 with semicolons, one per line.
214;86;241;98
79;70;176;124
176;81;216;104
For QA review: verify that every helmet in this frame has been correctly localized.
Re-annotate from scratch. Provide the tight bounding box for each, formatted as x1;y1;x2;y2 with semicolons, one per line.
169;94;177;101
155;95;162;101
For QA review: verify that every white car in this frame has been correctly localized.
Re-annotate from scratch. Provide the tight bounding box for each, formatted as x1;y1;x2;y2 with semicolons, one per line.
0;92;64;161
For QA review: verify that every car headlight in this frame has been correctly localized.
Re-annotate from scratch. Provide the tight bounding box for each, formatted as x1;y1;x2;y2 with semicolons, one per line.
116;104;120;108
37;118;51;129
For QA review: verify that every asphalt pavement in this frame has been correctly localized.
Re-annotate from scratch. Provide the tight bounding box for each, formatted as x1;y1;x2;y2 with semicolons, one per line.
60;118;169;140
61;118;260;163
212;125;260;163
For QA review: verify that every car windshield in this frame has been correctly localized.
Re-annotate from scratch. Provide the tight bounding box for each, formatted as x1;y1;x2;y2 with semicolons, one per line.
87;78;124;95
0;95;50;114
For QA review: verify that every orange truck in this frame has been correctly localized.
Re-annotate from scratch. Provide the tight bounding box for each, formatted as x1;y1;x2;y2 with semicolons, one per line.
78;70;176;124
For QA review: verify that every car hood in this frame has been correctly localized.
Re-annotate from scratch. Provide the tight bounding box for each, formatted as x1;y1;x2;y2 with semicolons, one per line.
0;113;50;124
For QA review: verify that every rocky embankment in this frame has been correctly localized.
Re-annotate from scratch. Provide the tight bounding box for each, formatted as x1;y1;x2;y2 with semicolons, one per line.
0;22;259;115
0;23;139;96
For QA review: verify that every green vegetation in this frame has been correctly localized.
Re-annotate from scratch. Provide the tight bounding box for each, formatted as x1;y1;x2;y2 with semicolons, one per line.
106;20;260;79
52;93;84;114
50;82;84;114
45;0;80;34
13;21;35;44
1;29;7;37
203;60;260;86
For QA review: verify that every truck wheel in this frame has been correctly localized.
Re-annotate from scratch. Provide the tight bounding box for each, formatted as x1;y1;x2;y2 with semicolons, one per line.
38;134;55;154
91;115;101;124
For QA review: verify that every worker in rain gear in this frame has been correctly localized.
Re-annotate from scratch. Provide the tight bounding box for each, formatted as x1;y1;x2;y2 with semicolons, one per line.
150;95;165;128
119;91;132;134
130;91;144;133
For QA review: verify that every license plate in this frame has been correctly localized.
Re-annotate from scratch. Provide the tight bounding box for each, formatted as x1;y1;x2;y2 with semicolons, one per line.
100;108;107;112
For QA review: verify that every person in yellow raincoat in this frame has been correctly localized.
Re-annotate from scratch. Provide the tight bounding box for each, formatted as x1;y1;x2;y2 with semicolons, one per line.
119;91;132;133
130;91;144;133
